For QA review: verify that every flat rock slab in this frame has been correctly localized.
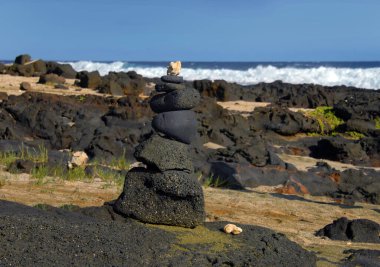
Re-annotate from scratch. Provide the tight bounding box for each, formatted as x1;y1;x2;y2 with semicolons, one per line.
152;110;197;144
161;75;184;84
150;88;200;113
134;134;193;172
0;200;317;267
114;167;205;227
155;83;186;92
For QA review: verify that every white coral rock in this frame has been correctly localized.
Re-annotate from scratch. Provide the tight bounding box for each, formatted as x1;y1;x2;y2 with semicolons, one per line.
223;224;243;235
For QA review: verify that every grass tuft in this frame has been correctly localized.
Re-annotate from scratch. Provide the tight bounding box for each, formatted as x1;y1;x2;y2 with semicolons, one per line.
375;116;380;130
306;106;344;134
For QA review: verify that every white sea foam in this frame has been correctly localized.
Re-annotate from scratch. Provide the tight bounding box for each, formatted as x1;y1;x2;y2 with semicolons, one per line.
67;61;380;89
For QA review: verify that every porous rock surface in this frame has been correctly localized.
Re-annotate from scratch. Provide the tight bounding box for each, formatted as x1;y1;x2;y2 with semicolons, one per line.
113;167;204;227
0;200;317;267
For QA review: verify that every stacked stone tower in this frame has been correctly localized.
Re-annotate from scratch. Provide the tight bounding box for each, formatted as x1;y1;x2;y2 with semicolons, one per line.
114;62;205;228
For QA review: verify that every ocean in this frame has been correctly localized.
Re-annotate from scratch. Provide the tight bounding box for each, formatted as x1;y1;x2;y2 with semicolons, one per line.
3;60;380;89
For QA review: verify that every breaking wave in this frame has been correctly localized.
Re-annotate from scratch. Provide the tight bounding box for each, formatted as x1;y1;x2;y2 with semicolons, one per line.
66;61;380;89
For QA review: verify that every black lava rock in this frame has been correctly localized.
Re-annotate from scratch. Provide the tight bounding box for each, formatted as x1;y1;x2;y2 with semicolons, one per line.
0;200;317;266
114;167;205;227
155;83;186;92
342;249;380;267
150;88;200;113
161;75;184;84
316;217;380;243
14;54;31;65
76;71;102;89
38;73;66;84
152;110;197;144
134;134;193;172
46;61;77;79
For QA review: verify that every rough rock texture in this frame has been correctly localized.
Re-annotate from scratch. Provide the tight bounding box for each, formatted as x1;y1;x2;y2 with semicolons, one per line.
38;73;66;85
14;54;31;65
150;88;200;113
114;167;205;227
316;217;380;243
152;110;197;144
342;249;380;267
161;75;184;84
155;82;186;92
98;71;146;96
76;71;102;89
134;134;193;172
0;200;317;267
46;61;77;79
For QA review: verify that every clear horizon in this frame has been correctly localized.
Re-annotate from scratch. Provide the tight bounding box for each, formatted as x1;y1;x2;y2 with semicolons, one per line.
1;0;380;61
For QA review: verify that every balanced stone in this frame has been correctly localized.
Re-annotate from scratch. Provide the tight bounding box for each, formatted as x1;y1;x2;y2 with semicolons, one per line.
161;75;184;84
113;167;205;228
155;83;186;92
134;134;193;172
150;88;200;113
152;110;197;144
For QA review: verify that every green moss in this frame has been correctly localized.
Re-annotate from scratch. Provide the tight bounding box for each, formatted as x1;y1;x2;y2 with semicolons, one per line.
148;224;240;254
375;116;380;129
307;106;344;134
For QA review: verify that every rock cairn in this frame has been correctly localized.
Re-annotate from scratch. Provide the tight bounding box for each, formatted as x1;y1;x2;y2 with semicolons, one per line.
114;62;205;228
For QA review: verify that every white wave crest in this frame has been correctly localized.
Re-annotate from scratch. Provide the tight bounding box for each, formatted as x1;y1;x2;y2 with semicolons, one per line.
67;61;380;89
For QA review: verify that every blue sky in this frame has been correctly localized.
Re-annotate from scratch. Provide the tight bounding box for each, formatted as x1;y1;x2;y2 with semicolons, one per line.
1;0;379;61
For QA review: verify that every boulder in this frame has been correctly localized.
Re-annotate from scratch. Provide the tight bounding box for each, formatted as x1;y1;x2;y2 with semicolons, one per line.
0;63;5;73
316;217;380;243
14;54;31;65
152;110;197;144
20;82;32;91
28;60;47;76
155;83;186;92
310;138;369;165
46;62;77;79
38;74;65;85
76;71;102;89
150;88;200;113
161;75;183;84
114;167;205;227
97;71;146;96
134;134;193;172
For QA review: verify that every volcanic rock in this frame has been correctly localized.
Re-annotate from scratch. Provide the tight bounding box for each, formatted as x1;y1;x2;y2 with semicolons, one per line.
14;54;31;65
316;217;380;243
161;75;184;84
20;82;32;91
46;61;77;79
155;82;186;92
76;71;102;89
150;88;200;113
0;63;5;73
114;167;204;227
134;134;193;172
38;73;65;85
152;110;197;144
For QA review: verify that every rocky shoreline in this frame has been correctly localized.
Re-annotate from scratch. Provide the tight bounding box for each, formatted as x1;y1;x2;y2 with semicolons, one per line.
0;54;379;265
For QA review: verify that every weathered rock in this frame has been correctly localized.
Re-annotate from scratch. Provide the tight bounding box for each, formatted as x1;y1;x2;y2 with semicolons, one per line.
150;88;200;113
134;134;193;172
98;71;146;96
0;63;5;73
27;60;47;76
167;61;181;76
46;62;77;79
310;138;369;165
152;110;197;144
76;71;102;89
161;75;183;84
38;73;65;85
14;54;31;65
19;82;32;91
342;249;380;267
114;167;204;227
0;200;317;266
316;217;380;243
155;82;186;92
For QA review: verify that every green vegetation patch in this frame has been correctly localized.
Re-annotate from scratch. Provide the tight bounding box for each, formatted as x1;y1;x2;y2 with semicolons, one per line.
375;116;380;130
148;224;240;254
306;106;344;134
